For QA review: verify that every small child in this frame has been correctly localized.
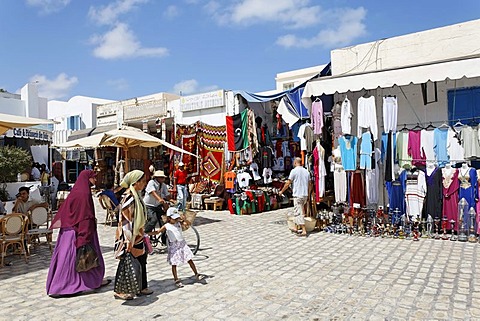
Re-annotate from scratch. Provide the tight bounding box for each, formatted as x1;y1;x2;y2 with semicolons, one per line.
155;208;203;287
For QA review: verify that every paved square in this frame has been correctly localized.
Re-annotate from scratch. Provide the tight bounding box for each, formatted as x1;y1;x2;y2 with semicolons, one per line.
1;201;479;320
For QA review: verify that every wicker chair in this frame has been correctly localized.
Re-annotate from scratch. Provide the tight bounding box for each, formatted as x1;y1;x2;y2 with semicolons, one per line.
1;213;29;266
99;194;117;226
26;207;53;254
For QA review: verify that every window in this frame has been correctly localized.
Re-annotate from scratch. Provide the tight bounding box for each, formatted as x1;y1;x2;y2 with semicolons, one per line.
448;87;480;125
283;82;294;91
67;115;81;130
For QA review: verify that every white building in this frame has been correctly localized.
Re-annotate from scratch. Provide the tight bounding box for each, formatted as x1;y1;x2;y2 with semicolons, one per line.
48;96;114;145
0;83;51;165
302;18;480;129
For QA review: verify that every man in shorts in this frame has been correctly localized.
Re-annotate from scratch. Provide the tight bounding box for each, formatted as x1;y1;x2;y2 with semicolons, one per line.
279;157;310;236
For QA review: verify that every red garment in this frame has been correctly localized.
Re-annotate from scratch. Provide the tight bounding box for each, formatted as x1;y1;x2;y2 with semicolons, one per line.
350;171;365;208
275;140;283;158
50;170;96;248
174;169;188;185
408;130;426;167
443;170;460;230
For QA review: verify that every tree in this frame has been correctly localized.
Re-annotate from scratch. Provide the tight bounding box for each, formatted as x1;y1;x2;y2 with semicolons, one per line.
0;146;32;200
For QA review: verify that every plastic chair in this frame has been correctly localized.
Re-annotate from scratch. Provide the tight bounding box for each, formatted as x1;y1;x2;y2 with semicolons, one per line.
1;213;29;266
26;207;53;254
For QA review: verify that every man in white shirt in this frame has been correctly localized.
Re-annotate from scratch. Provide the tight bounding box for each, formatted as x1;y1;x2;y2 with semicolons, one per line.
279;157;310;236
12;186;48;215
144;170;171;233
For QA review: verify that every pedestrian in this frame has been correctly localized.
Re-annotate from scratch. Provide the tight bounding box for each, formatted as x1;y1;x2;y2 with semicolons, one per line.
40;164;49;186
46;170;110;297
113;170;153;300
279;157;310;237
31;162;41;181
173;162;188;213
144;170;171;233
13;186;48;215
153;207;203;288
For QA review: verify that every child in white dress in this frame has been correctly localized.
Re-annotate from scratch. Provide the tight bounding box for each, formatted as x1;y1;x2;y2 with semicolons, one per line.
155;208;203;287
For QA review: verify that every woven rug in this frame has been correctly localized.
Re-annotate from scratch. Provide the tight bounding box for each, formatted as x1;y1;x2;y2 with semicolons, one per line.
175;123;199;178
199;137;225;183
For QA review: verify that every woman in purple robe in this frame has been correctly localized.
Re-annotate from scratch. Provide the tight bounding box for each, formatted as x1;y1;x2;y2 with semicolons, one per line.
46;170;109;296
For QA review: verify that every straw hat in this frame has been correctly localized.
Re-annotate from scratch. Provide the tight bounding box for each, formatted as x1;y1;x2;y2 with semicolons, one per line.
152;170;167;178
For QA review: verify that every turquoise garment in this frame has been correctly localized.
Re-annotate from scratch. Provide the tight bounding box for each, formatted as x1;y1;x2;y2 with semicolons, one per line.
433;128;449;167
360;132;372;169
339;135;358;171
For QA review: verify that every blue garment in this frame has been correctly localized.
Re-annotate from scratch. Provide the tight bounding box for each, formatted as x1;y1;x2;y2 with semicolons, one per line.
338;135;358;171
290;122;300;141
385;170;407;216
433;128;449;167
458;168;478;230
100;189;119;206
360;132;372;169
381;132;397;163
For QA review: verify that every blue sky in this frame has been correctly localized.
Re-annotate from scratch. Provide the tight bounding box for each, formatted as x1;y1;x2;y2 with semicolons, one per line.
1;0;479;101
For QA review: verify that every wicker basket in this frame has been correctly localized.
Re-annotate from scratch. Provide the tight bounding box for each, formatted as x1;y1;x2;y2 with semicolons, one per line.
304;217;317;232
181;210;197;231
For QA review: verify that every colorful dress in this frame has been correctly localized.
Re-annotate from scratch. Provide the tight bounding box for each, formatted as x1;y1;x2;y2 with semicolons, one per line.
166;222;193;266
442;168;459;230
458;167;477;230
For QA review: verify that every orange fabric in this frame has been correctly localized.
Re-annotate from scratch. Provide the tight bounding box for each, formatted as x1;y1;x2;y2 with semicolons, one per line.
224;171;236;189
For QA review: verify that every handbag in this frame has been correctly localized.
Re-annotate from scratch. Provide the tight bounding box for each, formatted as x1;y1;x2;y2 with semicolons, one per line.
75;244;99;272
144;235;153;254
114;252;142;295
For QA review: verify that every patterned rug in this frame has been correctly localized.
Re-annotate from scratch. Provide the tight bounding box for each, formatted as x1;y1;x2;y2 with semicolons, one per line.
199;137;225;183
175;123;199;178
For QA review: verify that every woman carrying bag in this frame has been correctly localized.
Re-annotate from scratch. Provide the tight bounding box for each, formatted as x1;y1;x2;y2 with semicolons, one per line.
46;170;109;296
114;170;153;300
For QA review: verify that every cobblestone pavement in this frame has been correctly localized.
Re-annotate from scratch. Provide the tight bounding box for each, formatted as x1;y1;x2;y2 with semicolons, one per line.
1;201;479;321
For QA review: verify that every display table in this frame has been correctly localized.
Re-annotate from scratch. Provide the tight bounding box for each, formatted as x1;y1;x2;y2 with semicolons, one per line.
204;198;223;211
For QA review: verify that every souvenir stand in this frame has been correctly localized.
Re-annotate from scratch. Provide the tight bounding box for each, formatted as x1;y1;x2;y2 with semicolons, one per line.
299;65;480;241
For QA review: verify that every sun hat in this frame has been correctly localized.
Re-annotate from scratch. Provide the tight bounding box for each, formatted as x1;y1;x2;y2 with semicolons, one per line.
178;162;185;166
152;170;167;178
166;207;179;217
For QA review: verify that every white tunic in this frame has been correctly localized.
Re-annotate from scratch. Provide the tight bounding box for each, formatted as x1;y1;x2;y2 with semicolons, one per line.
340;98;352;135
447;128;465;163
420;129;435;163
357;96;378;141
382;96;398;133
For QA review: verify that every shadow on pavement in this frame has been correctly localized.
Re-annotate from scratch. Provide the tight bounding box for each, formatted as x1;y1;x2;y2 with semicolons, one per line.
193;216;222;227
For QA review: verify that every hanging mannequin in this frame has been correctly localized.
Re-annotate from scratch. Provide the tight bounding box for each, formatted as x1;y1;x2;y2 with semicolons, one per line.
332;148;347;203
405;167;427;218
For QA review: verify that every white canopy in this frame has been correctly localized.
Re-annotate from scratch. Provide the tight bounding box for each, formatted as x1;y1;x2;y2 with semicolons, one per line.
302;56;480;110
0;113;55;135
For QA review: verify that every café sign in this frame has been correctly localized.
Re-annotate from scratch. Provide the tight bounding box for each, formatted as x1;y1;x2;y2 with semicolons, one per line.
5;128;52;141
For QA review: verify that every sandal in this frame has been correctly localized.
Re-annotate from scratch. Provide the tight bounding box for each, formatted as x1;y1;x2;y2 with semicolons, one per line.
100;279;112;287
140;288;154;295
175;280;184;288
195;274;205;281
114;293;134;300
297;233;307;237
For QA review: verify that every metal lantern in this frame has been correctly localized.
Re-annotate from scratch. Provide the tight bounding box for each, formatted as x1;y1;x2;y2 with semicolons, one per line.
457;198;468;242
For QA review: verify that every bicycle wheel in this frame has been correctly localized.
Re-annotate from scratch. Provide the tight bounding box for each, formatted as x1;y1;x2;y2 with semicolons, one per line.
183;226;200;255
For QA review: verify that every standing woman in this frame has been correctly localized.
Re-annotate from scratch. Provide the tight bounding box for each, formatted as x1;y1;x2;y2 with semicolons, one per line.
46;170;108;296
114;170;153;300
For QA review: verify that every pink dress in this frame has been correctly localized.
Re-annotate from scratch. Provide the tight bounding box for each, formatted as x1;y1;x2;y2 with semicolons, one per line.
442;169;459;230
408;130;426;167
476;170;480;234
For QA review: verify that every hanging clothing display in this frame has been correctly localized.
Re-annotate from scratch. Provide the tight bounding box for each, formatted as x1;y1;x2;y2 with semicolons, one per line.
359;132;373;170
461;126;480;159
433;127;449;167
332;102;342;145
408;130;425;167
477;169;480;234
420;129;435;164
340;98;352;135
366;148;381;205
313;142;326;201
383;132;395;182
424;166;443;220
382;96;398;133
405;170;427;218
350;171;365;208
338;135;358;171
297;123;314;151
442;166;459;230
446;128;465;164
357;96;378;140
385;170;407;214
396;131;412;169
311;100;324;135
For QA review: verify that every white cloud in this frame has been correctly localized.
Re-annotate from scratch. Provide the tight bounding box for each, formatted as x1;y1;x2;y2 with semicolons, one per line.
90;23;169;59
26;0;71;14
107;78;129;91
173;79;218;95
29;73;78;100
88;0;148;26
276;7;367;48
207;0;321;29
164;5;179;18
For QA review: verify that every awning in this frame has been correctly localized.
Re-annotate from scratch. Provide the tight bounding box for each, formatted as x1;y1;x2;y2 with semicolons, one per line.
67;125;117;141
302;56;480;110
0;113;55;135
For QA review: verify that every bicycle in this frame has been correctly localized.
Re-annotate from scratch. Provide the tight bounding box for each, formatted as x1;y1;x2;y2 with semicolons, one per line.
149;209;200;255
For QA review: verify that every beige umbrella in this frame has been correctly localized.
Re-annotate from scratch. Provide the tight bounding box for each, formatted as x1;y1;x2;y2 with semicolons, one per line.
99;126;198;171
0;113;56;135
54;133;104;148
